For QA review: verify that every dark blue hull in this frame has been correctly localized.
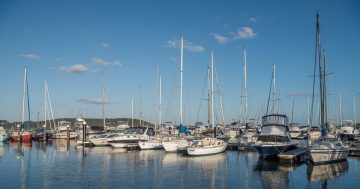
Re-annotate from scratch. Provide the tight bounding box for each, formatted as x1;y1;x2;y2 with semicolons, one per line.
253;144;297;158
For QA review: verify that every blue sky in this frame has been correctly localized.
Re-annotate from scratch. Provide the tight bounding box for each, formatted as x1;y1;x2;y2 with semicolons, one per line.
0;0;359;125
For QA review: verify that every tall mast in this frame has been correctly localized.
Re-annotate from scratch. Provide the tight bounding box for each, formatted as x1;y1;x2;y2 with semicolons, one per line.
272;64;276;114
211;49;215;136
207;66;211;126
354;95;357;125
180;35;184;124
22;68;27;124
339;94;343;126
102;87;106;131
159;74;162;129
244;48;248;123
307;95;310;125
131;99;134;127
44;80;47;130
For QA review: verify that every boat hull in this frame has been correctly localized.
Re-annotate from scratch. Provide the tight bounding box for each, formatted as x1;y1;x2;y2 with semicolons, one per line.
253;143;297;158
11;133;32;143
0;135;9;142
138;141;163;150
187;144;227;156
53;132;78;139
162;141;178;152
310;149;349;164
90;138;110;146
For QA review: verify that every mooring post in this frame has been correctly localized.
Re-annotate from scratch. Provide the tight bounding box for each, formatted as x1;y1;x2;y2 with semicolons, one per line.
82;123;86;147
43;125;46;141
67;125;70;140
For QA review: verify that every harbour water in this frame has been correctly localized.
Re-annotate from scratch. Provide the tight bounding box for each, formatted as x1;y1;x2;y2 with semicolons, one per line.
0;140;359;189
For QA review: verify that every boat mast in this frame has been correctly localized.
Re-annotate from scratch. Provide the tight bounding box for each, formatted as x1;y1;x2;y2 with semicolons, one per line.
44;80;47;130
354;95;357;125
339;94;343;127
102;87;106;131
211;49;215;137
207;66;211;126
159;74;162;130
131;99;134;127
180;35;184;125
244;48;248;123
22;68;27;125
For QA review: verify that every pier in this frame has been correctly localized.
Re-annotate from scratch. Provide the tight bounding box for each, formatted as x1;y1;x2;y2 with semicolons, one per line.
278;147;309;165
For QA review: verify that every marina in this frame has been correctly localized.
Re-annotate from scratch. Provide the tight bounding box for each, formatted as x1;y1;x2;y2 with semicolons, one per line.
1;0;359;188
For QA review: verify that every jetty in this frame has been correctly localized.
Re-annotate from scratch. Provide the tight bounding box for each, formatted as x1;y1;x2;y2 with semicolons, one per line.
278;147;309;165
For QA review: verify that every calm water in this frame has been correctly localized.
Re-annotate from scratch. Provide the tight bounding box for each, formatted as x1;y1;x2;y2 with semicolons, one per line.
0;140;359;189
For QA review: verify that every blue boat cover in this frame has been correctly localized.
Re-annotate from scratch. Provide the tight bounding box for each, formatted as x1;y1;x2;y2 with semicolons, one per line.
178;123;191;134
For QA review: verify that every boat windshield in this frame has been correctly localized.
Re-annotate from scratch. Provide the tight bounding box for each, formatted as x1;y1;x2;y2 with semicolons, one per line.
124;127;146;135
257;135;290;143
262;114;288;126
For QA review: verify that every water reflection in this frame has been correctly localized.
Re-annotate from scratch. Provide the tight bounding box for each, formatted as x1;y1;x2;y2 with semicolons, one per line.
0;141;359;189
307;161;349;182
255;159;292;189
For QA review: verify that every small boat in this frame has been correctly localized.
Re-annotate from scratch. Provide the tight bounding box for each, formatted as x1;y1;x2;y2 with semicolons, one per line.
309;138;348;164
10;128;32;143
138;140;163;150
289;123;302;139
338;120;355;141
308;126;322;140
187;137;227;156
0;126;9;142
90;133;121;146
107;127;154;148
53;121;78;139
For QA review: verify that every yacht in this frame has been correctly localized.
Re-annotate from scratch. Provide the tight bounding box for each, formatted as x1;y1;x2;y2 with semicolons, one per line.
289;123;302;139
0;126;9;142
253;114;298;158
53;121;78;139
309;138;348;164
187;137;227;156
338;120;355;141
107;127;154;148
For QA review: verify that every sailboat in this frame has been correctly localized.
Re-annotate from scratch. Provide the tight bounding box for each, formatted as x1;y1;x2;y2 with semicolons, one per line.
162;35;194;152
252;65;298;158
10;68;32;143
33;80;54;141
309;12;348;164
139;73;163;150
187;49;227;156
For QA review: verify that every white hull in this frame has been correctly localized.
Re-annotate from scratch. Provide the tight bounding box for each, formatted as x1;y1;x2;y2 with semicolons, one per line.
187;143;227;156
310;149;348;164
90;138;109;146
162;141;178;152
53;132;78;139
138;141;163;150
109;142;140;148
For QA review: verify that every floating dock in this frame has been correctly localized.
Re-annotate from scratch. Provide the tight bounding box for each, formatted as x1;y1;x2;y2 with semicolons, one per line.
349;147;360;156
278;147;308;165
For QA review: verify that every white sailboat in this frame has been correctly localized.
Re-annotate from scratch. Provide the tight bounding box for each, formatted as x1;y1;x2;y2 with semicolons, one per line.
309;12;348;164
187;50;227;156
139;73;163;150
162;35;193;152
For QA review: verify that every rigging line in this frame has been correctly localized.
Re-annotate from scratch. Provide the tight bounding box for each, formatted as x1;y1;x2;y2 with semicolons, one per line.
26;68;31;129
196;66;209;122
266;66;274;115
310;12;320;128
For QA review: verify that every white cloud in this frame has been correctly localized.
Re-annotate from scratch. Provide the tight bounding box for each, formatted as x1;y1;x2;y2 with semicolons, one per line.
249;17;257;23
21;53;40;59
166;39;204;52
211;26;257;44
58;64;88;73
211;33;229;44
232;27;256;39
92;58;122;67
77;98;110;105
101;42;109;48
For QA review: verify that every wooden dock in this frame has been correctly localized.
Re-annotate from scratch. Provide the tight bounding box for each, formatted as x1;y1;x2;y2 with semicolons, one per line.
278;147;308;165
